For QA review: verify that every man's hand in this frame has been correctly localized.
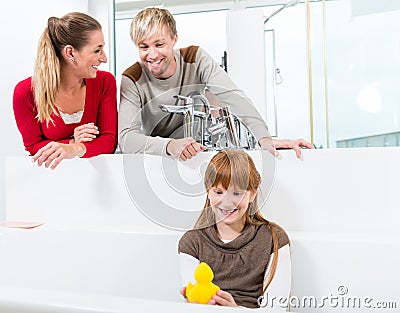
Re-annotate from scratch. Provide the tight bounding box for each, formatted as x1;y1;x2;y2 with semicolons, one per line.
166;138;206;161
259;137;314;158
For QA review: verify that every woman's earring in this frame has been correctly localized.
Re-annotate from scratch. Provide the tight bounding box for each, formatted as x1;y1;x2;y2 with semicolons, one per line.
69;57;75;62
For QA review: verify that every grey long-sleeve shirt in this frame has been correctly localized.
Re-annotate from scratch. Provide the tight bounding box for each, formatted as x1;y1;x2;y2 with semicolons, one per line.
118;46;270;156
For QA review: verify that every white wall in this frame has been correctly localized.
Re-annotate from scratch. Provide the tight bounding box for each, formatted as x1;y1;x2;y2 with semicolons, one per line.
226;9;267;121
88;0;115;74
0;0;118;221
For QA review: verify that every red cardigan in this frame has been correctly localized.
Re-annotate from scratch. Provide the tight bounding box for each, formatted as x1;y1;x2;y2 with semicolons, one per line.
13;70;117;158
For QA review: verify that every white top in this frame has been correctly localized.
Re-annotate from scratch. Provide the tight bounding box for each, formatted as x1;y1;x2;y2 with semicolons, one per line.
179;244;291;311
59;109;84;124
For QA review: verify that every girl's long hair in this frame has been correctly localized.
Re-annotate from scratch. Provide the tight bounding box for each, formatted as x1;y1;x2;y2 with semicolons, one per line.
194;149;280;295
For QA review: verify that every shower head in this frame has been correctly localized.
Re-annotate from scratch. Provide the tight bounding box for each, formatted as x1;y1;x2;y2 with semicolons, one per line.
284;0;301;8
264;0;301;24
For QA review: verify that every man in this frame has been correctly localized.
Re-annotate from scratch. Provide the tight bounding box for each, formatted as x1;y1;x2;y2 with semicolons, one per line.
118;7;313;161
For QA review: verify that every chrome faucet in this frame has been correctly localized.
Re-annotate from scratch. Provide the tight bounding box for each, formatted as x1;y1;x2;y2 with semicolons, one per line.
159;93;258;151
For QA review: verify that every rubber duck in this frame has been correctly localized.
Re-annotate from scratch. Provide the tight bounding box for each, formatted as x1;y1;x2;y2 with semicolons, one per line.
186;262;220;304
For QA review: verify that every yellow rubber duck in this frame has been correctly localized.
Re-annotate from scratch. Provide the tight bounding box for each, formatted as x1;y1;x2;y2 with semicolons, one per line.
186;262;220;304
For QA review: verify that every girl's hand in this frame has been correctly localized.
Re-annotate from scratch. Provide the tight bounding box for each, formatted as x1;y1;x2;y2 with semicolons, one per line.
73;122;99;143
180;287;188;302
32;142;86;169
208;290;239;307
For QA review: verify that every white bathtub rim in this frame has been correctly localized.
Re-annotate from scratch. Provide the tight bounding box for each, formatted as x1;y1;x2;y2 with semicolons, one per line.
1;226;400;245
0;285;277;313
0;223;183;236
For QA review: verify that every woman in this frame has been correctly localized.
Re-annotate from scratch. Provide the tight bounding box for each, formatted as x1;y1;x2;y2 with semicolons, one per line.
13;12;117;169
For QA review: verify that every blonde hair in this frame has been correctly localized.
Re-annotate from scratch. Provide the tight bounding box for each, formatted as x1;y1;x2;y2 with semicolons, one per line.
32;12;101;123
130;7;177;45
194;149;280;295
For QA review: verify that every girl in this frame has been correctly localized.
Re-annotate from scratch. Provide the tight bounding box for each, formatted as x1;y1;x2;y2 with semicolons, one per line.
178;149;291;310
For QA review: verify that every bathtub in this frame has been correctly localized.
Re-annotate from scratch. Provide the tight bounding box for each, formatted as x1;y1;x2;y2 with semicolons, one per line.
3;149;400;312
0;227;262;313
1;227;399;313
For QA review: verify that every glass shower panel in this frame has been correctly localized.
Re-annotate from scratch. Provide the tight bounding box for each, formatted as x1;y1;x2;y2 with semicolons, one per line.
325;0;400;147
259;5;311;142
173;10;227;64
115;10;227;91
115;18;137;89
264;29;278;137
307;1;328;148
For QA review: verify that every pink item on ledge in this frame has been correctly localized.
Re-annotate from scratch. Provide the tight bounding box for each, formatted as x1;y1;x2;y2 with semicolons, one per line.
0;221;44;229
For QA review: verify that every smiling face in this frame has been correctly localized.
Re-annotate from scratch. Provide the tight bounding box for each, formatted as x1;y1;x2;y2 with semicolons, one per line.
194;150;262;232
137;25;177;79
208;184;256;228
73;29;107;78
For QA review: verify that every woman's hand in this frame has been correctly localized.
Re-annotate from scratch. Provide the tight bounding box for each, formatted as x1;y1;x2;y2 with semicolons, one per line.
73;122;99;143
166;138;206;161
208;290;239;307
32;142;86;169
